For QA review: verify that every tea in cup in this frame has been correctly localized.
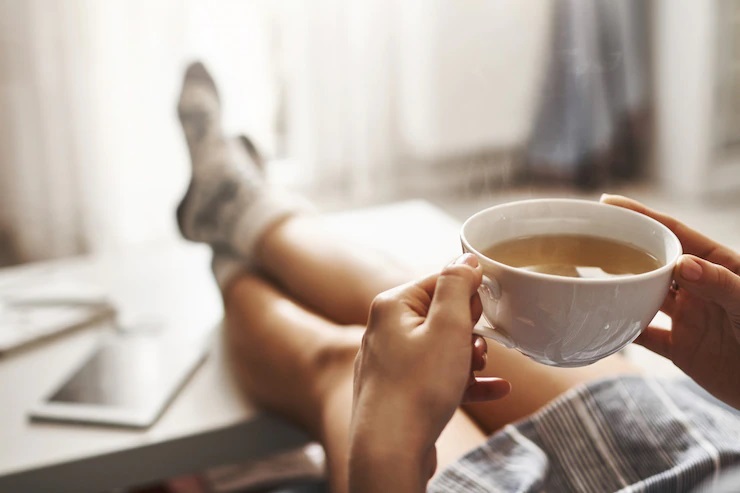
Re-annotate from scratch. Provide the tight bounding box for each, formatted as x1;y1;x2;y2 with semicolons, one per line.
460;198;682;367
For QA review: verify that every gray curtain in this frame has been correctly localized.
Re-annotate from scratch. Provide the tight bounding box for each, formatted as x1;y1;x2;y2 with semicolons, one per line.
525;0;650;189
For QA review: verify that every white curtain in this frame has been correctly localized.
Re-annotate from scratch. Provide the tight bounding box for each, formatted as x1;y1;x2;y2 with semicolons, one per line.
277;0;548;197
0;0;547;264
0;0;90;261
0;0;279;262
267;0;403;200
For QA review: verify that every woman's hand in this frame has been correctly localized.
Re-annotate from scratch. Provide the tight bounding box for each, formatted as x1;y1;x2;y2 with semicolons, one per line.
350;254;510;492
602;194;740;409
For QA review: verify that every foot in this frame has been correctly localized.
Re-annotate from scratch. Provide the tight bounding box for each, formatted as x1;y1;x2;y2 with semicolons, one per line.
175;61;308;263
177;61;221;158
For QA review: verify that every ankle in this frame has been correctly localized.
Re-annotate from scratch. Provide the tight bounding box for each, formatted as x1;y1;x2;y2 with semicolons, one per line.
253;213;298;268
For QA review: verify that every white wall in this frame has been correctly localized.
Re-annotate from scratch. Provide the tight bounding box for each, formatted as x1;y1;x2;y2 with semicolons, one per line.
652;0;716;197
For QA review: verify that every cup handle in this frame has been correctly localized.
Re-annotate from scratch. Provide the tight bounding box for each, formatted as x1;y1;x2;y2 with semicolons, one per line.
473;275;516;349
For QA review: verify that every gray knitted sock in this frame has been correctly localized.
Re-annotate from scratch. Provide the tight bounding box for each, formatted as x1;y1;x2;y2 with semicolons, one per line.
176;62;308;270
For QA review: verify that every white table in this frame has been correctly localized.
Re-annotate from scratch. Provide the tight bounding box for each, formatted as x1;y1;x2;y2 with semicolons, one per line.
0;200;464;492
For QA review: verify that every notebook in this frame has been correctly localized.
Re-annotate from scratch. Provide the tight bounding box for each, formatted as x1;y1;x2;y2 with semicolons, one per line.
0;280;115;355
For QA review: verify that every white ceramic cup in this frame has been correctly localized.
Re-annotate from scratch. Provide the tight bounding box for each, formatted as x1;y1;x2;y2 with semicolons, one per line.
461;199;682;367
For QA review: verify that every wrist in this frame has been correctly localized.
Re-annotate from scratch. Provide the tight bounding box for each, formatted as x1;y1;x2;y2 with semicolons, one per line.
354;383;436;454
350;433;433;493
349;386;438;492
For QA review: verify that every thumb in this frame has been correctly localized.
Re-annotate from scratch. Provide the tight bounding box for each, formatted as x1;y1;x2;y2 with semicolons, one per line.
675;255;740;312
426;254;482;334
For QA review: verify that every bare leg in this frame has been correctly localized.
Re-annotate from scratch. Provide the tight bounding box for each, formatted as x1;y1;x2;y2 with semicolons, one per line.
177;63;489;488
226;249;639;487
224;274;486;493
250;215;642;433
258;216;636;404
256;216;416;325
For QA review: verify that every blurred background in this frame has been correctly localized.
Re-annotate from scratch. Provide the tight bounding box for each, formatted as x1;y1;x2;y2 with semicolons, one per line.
1;0;739;267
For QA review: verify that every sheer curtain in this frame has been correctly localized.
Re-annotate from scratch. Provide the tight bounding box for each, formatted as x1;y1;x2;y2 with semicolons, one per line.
0;0;90;262
0;0;279;263
0;0;406;263
278;0;548;199
0;0;547;264
267;0;403;200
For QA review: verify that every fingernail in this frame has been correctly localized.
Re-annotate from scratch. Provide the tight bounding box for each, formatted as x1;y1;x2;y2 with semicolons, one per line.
600;193;613;202
680;256;702;282
456;253;479;268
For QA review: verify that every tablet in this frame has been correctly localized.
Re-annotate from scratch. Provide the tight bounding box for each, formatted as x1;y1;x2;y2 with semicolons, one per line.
29;336;208;428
